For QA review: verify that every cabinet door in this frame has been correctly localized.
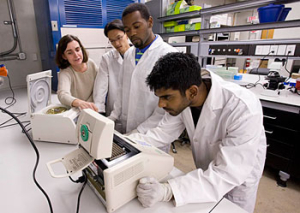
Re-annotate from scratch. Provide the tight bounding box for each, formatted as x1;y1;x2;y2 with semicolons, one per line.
288;135;300;178
263;107;299;131
264;124;298;147
265;153;290;173
263;106;300;177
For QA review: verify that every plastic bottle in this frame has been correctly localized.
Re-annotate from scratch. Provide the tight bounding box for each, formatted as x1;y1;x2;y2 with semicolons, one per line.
0;64;8;77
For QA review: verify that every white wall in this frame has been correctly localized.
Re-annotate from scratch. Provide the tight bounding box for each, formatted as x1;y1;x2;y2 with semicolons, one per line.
0;0;42;91
273;2;300;39
61;28;110;67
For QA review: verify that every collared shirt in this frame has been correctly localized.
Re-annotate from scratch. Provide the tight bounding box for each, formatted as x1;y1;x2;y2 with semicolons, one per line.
135;35;158;65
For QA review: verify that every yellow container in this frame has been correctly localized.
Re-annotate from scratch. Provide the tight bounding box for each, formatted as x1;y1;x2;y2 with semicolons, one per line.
174;24;185;32
163;21;178;28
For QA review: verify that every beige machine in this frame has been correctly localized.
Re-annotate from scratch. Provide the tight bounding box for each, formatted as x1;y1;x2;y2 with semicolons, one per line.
27;70;79;144
47;109;174;213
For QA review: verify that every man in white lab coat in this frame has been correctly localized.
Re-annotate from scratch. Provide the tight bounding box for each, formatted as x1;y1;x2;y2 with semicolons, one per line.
131;52;267;213
93;19;130;116
108;3;178;135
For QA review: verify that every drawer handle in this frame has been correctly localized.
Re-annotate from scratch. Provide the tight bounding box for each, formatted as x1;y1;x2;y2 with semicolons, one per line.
265;130;273;134
264;115;277;120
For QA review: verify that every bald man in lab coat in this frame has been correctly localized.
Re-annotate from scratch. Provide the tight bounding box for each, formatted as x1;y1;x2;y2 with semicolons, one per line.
130;52;267;213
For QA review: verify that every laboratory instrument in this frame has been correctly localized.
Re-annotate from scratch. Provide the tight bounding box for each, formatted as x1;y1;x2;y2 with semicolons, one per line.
47;109;174;213
27;70;79;144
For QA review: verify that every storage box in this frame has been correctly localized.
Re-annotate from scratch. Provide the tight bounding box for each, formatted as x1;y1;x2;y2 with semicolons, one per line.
163;21;178;28
185;22;201;31
174;24;185;32
180;5;202;13
165;26;175;33
215;70;235;79
167;1;183;16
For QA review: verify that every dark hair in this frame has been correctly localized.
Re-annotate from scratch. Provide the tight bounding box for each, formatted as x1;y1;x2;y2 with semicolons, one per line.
104;19;125;37
146;52;202;96
122;3;151;20
55;34;88;69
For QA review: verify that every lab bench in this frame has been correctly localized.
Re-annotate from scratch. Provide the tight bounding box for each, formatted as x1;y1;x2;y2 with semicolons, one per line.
231;74;300;183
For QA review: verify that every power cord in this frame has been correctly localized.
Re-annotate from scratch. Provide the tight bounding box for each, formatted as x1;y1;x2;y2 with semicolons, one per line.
284;51;291;76
0;106;53;213
69;173;86;183
67;170;88;213
0;111;31;133
245;51;274;89
4;74;16;108
0;73;30;131
76;170;87;213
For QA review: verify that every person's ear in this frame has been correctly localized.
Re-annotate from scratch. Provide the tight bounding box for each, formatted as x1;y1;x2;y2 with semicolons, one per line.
186;85;198;100
148;16;153;28
62;54;67;60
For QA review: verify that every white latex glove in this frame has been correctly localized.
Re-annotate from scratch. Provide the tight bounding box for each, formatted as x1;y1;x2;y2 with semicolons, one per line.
136;177;173;208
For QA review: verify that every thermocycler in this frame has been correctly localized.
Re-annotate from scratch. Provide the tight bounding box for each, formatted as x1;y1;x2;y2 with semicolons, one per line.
47;109;174;212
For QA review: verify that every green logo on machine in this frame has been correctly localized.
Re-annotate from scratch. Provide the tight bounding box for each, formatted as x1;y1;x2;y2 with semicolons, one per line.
80;124;89;142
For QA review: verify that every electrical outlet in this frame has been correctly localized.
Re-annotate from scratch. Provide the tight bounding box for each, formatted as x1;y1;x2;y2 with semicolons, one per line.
270;45;278;55
277;45;287;55
255;45;263;55
262;45;271;55
51;21;58;31
18;53;26;60
285;45;296;56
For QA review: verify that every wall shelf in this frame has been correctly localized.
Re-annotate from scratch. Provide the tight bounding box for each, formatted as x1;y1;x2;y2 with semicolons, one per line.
160;20;300;38
155;0;300;65
157;0;300;22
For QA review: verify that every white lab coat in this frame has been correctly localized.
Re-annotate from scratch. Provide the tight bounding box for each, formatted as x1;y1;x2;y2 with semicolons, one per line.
109;35;178;134
130;71;267;213
93;49;123;115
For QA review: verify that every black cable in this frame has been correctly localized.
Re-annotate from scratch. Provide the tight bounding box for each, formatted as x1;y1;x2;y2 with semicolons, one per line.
0;112;26;126
0;111;30;133
0;106;53;213
69;174;86;183
284;52;291;76
0;120;30;129
76;170;87;213
245;51;273;89
0;72;29;131
22;122;31;133
4;74;17;109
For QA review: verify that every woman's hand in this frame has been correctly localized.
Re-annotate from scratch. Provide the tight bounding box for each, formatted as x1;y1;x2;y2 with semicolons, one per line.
72;99;98;112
